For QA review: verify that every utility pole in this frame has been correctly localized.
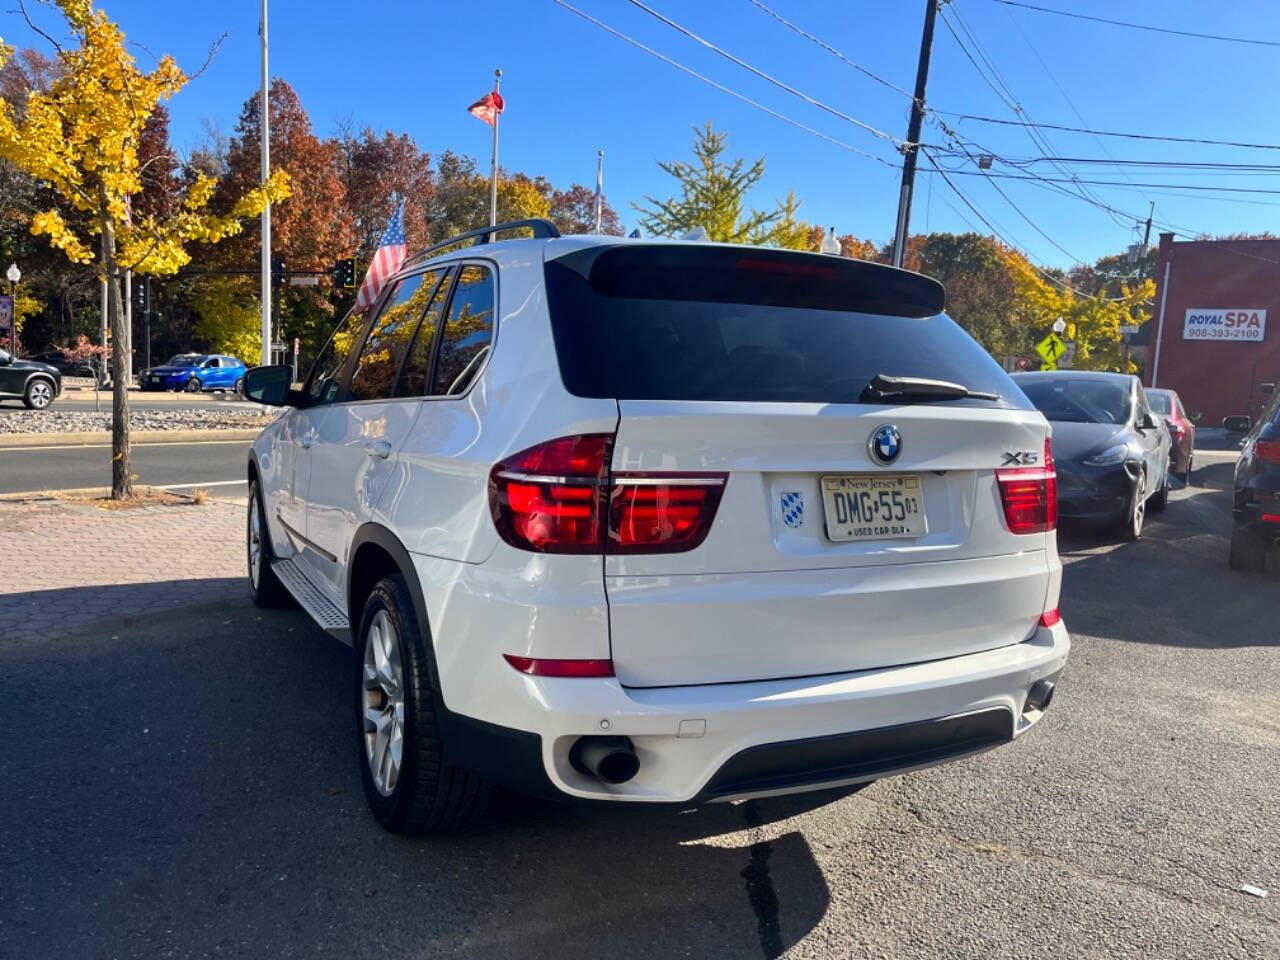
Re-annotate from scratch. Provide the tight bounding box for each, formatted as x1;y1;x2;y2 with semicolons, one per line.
143;275;151;372
891;0;940;268
594;149;604;234
1123;202;1155;373
259;0;272;367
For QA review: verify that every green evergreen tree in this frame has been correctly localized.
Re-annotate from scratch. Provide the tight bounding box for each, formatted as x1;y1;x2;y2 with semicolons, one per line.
634;122;781;242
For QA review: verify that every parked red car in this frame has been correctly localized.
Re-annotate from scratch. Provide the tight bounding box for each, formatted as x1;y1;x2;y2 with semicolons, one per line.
1146;388;1196;481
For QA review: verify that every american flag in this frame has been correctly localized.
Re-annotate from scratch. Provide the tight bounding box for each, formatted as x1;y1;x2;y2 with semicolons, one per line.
355;198;407;312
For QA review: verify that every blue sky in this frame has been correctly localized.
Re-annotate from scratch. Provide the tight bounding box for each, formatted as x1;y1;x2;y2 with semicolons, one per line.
7;0;1280;269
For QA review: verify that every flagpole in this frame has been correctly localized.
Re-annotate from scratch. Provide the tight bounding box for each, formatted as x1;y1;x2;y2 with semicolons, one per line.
259;0;272;368
489;68;501;227
594;150;604;233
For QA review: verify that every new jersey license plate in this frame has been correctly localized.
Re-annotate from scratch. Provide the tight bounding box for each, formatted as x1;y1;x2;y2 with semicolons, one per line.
821;474;928;542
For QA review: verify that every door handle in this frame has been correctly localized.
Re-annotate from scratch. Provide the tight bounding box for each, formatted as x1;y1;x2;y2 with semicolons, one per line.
299;432;314;450
367;440;393;459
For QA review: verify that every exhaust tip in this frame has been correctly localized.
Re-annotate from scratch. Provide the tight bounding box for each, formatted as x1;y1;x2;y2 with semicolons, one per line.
570;735;640;785
1026;679;1055;712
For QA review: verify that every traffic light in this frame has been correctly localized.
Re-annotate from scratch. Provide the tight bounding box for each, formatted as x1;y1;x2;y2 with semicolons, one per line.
271;254;286;287
333;257;356;289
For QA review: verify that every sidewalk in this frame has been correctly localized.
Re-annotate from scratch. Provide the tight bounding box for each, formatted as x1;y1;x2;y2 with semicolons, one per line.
0;498;245;643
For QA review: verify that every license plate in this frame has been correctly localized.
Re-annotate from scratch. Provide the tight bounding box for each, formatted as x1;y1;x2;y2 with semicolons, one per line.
821;474;928;542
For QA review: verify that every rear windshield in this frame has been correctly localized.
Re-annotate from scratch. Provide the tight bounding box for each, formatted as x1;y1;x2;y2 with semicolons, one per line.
544;245;1026;408
1146;391;1171;415
1017;377;1132;425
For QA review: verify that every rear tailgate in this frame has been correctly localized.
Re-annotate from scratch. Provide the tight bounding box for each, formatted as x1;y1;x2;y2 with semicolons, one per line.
543;241;1054;687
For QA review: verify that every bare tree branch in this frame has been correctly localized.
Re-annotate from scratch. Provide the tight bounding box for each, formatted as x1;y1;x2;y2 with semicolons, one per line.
13;0;63;55
188;32;228;82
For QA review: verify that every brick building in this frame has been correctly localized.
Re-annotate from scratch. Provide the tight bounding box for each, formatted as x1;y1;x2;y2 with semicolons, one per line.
1146;234;1280;425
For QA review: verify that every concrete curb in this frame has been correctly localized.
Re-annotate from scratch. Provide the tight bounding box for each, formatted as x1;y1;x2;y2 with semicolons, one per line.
0;428;262;448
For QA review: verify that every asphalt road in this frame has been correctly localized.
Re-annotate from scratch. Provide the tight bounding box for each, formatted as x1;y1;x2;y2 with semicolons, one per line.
33;388;258;414
1;446;1277;959
0;438;252;495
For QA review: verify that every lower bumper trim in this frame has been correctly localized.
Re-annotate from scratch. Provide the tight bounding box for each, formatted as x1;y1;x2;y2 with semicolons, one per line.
697;707;1013;800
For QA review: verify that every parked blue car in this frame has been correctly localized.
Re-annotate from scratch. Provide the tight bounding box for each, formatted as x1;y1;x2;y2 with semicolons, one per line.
140;354;248;394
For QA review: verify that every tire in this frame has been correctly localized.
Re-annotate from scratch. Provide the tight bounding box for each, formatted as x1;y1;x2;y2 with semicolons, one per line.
22;377;55;410
234;377;245;396
1115;469;1146;541
247;479;292;608
1149;466;1169;512
356;573;491;835
184;376;202;393
1229;523;1268;572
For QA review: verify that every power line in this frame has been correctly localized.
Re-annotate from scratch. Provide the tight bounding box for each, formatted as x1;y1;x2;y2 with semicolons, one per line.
992;0;1280;49
997;1;1154;205
933;168;1280;196
745;0;917;102
950;114;1280;152
550;0;898;167
921;151;1105;298
623;0;908;146
941;4;1127;226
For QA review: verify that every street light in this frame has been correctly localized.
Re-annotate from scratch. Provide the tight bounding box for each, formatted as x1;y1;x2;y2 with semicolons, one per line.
4;263;18;353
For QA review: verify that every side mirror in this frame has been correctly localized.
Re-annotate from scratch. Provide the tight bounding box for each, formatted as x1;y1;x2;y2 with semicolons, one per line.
1137;413;1157;431
1262;382;1276;396
1191;411;1203;424
1223;414;1252;434
244;365;297;407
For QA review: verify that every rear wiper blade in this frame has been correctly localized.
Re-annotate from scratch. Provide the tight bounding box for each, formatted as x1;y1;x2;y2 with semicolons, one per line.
859;373;1000;403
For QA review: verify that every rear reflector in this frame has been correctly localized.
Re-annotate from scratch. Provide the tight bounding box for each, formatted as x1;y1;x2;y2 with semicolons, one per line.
1257;440;1280;464
996;436;1058;535
490;435;727;554
1038;608;1061;628
503;655;615;678
1262;514;1280;523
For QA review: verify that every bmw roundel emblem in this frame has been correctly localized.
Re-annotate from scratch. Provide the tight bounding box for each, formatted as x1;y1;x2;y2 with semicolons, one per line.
868;424;902;465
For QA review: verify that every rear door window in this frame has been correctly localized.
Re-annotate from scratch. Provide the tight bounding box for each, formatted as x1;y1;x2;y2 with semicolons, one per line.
394;270;455;397
430;265;495;397
543;245;1023;407
349;270;445;402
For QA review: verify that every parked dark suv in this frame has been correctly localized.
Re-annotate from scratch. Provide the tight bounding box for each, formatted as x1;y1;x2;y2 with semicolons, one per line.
1229;390;1280;570
0;347;62;409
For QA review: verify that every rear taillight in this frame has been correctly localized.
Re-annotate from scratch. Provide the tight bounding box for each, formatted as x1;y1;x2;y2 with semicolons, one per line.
996;436;1057;535
489;436;727;554
1256;440;1280;463
609;478;726;553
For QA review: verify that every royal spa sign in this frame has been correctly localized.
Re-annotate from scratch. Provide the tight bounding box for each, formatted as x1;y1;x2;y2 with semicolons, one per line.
1183;307;1267;342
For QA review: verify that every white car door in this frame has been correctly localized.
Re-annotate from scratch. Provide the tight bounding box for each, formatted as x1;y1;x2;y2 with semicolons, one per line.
301;268;454;607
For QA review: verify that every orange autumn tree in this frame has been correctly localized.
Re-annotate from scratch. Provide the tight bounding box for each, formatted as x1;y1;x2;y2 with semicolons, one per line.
0;0;289;498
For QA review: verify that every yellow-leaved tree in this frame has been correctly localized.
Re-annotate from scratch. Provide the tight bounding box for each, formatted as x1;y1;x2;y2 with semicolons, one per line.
0;0;289;498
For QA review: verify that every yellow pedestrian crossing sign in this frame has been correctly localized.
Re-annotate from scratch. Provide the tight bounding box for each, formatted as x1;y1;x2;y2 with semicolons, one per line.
1035;332;1066;370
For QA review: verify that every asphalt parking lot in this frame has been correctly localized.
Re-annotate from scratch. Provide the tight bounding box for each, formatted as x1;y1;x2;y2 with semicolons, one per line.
0;446;1276;959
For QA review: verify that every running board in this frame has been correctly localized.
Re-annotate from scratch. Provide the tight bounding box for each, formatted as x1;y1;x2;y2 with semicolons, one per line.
272;558;352;646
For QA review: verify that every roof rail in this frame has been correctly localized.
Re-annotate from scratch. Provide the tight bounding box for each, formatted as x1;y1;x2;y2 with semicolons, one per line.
402;218;561;269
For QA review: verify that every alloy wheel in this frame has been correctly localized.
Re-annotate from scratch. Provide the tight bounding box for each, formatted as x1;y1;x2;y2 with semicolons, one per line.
247;491;262;589
28;380;52;408
1132;472;1146;537
362;610;406;797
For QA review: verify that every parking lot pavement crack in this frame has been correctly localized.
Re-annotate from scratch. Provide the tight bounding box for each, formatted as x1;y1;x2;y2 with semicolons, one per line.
739;800;784;959
876;797;1279;929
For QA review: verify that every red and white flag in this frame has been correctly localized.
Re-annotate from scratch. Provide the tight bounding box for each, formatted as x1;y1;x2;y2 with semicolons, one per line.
467;91;505;127
355;198;407;312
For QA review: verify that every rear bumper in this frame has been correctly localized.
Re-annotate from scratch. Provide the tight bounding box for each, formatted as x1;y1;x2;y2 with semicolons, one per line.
433;610;1069;803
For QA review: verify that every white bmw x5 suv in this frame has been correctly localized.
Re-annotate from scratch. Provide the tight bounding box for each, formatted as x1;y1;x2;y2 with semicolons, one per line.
243;218;1068;834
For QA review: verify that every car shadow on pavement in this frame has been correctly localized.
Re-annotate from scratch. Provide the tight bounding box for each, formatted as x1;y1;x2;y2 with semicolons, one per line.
0;580;833;960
